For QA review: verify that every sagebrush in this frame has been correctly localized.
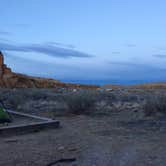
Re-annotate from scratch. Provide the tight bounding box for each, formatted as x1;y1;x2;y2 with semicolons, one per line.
143;95;166;117
64;91;97;114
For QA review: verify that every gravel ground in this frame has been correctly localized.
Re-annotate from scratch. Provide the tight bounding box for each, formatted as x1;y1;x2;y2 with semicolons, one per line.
1;113;166;166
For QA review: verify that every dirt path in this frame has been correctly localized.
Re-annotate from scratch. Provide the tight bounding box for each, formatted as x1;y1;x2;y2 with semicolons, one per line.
1;115;166;166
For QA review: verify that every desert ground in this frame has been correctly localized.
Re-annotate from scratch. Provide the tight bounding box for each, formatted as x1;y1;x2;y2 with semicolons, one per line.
0;88;166;166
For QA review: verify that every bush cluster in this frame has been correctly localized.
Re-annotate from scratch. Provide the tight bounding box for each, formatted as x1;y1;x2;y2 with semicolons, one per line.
143;95;166;117
64;91;97;114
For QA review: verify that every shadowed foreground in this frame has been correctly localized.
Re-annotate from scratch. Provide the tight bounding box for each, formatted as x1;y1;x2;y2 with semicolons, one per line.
1;114;166;166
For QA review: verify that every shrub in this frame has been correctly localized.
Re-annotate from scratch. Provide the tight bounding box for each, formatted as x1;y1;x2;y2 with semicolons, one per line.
64;91;97;114
143;95;166;117
0;89;64;111
117;93;139;102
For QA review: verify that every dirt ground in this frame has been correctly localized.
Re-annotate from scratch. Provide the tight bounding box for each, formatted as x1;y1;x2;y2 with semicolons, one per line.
1;112;166;166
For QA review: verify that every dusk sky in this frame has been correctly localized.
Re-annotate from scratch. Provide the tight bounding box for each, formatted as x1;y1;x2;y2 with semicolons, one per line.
0;0;166;85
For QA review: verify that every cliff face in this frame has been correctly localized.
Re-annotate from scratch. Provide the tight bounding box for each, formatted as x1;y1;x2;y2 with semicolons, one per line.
0;51;13;87
0;52;12;78
0;52;99;89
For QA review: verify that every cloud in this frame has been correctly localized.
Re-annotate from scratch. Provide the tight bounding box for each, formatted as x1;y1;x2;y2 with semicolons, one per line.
0;38;10;42
5;53;98;80
124;44;136;47
0;31;11;36
111;51;120;54
108;60;166;83
153;46;166;51
152;54;166;58
45;42;75;49
14;23;31;28
4;53;166;84
0;41;93;58
109;61;138;66
109;60;166;71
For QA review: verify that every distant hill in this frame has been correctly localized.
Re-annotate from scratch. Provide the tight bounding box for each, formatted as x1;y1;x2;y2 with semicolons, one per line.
0;51;99;89
131;82;166;89
101;82;166;90
101;84;124;90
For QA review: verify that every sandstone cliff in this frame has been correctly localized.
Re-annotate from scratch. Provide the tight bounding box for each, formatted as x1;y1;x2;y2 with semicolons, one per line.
0;52;99;89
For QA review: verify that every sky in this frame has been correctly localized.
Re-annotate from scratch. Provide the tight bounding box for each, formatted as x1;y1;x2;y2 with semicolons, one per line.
0;0;166;85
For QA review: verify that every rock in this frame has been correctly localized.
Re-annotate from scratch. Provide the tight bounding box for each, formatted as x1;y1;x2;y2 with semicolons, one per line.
4;139;18;143
57;146;65;151
0;51;12;78
68;147;78;152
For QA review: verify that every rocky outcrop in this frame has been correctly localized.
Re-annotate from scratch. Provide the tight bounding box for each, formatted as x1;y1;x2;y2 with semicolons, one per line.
0;52;99;89
0;52;12;78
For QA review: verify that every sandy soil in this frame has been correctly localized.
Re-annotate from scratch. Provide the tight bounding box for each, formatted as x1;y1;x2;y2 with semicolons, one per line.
1;112;166;166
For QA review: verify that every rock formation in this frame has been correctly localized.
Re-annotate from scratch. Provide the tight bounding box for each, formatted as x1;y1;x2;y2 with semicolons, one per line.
0;51;99;89
0;51;12;77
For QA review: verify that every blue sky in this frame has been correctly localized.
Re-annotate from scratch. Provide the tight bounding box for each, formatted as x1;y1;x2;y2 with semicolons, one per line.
0;0;166;85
